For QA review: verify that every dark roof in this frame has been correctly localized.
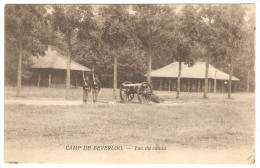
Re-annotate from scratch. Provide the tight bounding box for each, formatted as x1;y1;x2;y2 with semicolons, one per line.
150;62;239;81
31;49;92;72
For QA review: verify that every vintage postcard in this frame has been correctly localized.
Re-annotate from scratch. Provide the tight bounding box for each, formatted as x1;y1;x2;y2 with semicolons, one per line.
1;1;258;165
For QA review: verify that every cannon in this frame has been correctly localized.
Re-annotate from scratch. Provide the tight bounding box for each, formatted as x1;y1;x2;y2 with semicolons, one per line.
119;81;153;102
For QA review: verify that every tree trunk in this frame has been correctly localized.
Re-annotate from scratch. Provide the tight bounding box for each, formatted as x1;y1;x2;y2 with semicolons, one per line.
147;53;152;84
188;79;190;92
221;80;224;93
247;70;250;93
198;80;200;92
203;17;212;99
48;70;52;88
17;40;23;96
228;64;233;99
168;79;171;91
75;75;77;88
159;79;162;91
37;72;41;87
203;55;209;99
176;61;181;99
65;30;72;99
214;71;217;93
113;56;117;99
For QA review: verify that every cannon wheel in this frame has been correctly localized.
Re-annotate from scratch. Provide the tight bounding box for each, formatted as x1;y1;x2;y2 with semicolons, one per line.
120;81;135;102
137;82;153;102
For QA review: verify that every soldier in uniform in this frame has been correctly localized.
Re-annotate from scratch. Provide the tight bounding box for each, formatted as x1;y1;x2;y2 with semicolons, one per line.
83;75;91;104
92;75;101;104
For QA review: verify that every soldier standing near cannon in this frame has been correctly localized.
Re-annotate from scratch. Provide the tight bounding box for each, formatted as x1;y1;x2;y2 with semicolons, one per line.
82;73;91;104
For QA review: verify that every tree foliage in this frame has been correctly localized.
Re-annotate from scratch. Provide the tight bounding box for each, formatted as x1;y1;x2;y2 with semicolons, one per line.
52;5;94;98
5;5;49;95
132;5;171;83
99;5;137;98
4;4;255;97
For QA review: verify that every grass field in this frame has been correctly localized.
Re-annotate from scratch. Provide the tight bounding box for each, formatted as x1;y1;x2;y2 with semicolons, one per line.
4;86;255;163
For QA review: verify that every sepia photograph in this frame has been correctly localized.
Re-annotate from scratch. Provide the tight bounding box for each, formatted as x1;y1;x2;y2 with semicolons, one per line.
1;1;258;165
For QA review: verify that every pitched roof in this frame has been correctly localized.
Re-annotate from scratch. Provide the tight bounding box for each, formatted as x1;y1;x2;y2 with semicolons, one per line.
150;62;239;81
31;49;92;71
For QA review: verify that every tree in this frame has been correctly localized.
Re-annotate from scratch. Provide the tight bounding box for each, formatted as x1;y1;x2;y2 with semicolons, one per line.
160;28;195;99
229;7;255;93
242;12;255;92
72;13;110;85
198;5;248;98
100;5;134;99
159;5;198;99
5;5;48;96
213;5;247;98
132;5;170;85
117;39;147;84
52;5;93;99
197;5;220;99
73;23;146;88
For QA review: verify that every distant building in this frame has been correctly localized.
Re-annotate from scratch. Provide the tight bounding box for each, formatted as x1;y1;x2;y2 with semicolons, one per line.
30;47;92;87
149;62;239;92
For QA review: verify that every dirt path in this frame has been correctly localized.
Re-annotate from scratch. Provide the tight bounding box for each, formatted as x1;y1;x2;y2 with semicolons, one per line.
4;98;186;106
4;98;83;106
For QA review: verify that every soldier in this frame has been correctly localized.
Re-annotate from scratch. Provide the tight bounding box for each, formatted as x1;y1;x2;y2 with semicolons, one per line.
83;75;91;104
92;75;101;104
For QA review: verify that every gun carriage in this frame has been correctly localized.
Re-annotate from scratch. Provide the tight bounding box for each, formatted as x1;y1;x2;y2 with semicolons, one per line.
119;81;153;102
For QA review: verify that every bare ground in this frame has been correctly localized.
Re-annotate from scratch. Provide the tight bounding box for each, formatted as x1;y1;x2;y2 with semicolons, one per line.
4;86;255;163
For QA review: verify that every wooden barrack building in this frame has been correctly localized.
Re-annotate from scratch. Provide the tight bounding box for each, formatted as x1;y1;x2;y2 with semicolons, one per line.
30;48;92;87
150;62;239;93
